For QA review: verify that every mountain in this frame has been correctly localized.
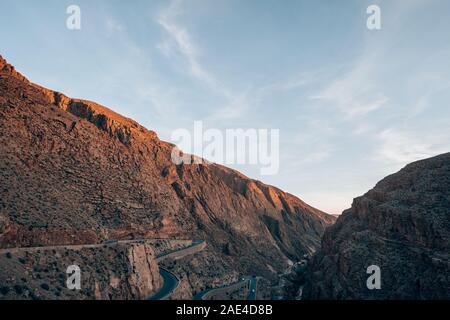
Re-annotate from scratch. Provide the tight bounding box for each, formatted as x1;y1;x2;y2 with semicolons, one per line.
302;153;450;299
0;55;335;298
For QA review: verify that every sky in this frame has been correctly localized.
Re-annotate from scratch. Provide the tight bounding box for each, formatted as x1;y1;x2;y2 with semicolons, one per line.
1;0;450;215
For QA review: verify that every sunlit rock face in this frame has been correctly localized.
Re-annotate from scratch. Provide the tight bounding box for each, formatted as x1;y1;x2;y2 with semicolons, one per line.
0;55;335;298
303;153;450;300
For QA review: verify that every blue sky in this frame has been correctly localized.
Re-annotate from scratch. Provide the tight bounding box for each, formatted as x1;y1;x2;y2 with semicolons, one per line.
2;0;450;214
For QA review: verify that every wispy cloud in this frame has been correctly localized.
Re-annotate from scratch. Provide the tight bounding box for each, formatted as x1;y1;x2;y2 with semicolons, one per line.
206;88;255;121
311;56;389;118
376;129;448;165
156;0;230;98
105;16;125;35
406;76;450;119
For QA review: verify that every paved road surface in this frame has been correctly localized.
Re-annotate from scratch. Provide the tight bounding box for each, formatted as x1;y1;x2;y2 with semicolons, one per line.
156;240;205;261
0;238;190;254
149;240;206;300
148;268;178;300
0;238;207;301
247;276;259;300
194;275;259;300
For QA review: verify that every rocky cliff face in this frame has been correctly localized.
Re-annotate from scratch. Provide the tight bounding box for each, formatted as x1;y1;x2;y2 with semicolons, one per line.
303;153;450;299
126;244;161;299
0;242;161;300
0;55;335;283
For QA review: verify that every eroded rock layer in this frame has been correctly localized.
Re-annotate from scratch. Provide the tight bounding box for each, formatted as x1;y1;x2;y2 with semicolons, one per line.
303;153;450;300
0;55;335;284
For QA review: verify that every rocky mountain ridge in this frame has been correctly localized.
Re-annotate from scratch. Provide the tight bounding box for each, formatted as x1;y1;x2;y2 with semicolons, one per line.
0;55;335;285
302;153;450;299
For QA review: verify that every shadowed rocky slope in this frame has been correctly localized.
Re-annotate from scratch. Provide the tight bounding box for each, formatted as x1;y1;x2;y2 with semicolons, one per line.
0;55;335;281
303;153;450;299
0;242;161;300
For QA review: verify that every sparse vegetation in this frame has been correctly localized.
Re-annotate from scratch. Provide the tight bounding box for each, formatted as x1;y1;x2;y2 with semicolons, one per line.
0;286;10;295
13;285;24;295
40;283;50;291
0;242;163;300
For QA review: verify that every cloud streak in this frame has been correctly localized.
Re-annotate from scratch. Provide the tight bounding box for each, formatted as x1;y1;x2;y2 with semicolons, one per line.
311;56;389;118
376;128;448;166
156;0;231;98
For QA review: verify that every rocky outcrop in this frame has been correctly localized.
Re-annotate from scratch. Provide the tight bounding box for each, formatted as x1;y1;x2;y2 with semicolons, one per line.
0;242;161;300
169;277;193;300
0;55;335;284
126;244;161;299
0;56;28;83
303;153;450;300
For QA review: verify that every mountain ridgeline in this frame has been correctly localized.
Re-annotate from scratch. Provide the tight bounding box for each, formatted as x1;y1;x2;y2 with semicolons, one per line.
3;55;445;300
0;55;335;282
302;153;450;300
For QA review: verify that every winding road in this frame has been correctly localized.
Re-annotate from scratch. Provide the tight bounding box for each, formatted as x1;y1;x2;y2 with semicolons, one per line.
148;240;206;300
0;238;195;254
193;275;259;300
0;238;206;301
148;268;179;300
150;240;259;301
247;276;259;300
156;240;205;261
2;238;259;301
